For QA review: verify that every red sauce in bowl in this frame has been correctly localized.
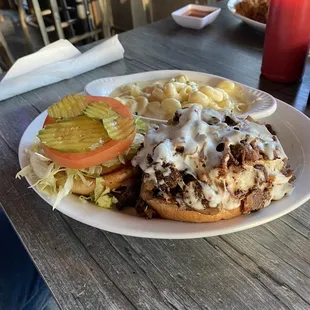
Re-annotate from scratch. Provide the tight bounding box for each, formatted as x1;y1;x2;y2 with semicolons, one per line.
182;9;211;18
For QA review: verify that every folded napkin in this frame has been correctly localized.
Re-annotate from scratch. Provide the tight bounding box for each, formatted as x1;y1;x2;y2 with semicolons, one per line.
0;35;124;101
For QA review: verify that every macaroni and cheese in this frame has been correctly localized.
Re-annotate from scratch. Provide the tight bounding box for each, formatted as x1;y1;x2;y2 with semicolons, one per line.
110;75;251;120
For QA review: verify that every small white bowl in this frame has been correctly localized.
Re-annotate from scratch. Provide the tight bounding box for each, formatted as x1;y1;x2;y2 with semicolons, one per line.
171;4;221;30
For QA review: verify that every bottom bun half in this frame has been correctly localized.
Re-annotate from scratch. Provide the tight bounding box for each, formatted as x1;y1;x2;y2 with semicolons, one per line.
57;166;139;196
140;183;241;223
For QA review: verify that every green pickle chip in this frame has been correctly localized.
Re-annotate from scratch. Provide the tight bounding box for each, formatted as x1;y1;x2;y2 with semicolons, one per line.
48;94;88;119
84;102;135;140
38;116;110;152
102;117;135;140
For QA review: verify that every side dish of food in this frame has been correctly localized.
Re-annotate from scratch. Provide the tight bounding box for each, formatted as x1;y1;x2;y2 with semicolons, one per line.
111;74;252;120
235;0;268;24
17;94;294;224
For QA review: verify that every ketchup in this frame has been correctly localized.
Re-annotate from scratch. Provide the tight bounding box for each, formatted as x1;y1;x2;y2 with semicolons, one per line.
261;0;310;83
182;9;210;18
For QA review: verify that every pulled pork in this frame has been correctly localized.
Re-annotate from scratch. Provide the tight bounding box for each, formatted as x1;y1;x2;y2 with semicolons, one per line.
242;187;271;214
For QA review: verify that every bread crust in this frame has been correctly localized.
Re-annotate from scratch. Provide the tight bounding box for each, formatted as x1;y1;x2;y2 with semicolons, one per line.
57;166;138;195
140;183;241;223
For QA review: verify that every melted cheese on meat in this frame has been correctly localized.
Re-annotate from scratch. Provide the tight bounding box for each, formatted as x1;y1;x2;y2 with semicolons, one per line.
133;105;293;211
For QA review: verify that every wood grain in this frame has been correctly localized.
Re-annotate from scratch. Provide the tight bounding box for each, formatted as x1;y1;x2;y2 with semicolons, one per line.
1;1;310;309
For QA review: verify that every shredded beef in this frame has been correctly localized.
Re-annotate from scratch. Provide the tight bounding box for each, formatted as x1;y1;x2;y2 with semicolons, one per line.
135;197;159;219
230;144;247;164
147;154;153;164
289;175;296;183
185;179;209;208
230;143;262;165
280;161;295;182
170;111;181;124
224;115;238;126
265;124;277;135
155;164;182;191
176;146;185;153
242;188;270;214
182;173;196;184
234;189;246;199
254;164;268;181
115;180;141;211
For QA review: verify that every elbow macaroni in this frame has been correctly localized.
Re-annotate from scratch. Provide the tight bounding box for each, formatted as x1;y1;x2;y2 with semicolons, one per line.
111;75;250;120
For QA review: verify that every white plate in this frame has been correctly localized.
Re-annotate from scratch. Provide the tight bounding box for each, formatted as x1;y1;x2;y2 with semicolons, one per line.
227;0;266;32
19;99;310;239
85;70;276;120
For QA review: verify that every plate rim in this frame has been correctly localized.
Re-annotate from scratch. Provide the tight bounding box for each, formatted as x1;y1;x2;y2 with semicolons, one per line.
18;99;310;239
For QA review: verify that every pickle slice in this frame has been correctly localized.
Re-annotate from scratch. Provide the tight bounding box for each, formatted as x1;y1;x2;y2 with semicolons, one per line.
38;116;110;152
84;102;120;121
102;117;135;140
84;102;135;140
48;94;88;119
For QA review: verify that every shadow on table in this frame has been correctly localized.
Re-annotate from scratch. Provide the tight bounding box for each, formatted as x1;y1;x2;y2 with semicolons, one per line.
258;76;301;104
258;76;310;118
223;23;265;52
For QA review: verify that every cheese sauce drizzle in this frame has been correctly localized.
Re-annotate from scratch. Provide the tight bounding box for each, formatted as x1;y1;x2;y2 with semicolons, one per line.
133;105;292;210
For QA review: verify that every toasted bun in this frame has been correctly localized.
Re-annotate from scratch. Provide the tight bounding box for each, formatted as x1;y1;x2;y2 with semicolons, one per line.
140;183;241;223
57;166;138;196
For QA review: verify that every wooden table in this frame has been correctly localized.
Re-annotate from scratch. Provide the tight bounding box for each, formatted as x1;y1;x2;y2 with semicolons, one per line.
1;2;310;309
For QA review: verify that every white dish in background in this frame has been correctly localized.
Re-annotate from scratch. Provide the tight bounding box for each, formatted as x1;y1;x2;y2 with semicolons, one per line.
227;0;266;32
19;99;310;239
171;4;221;30
85;70;277;120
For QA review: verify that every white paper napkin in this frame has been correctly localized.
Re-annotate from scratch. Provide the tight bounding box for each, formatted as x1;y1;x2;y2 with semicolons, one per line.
0;35;124;101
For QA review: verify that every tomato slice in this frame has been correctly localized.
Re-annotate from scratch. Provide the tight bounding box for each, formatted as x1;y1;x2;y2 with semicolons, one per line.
42;96;135;169
43;115;56;127
42;131;135;169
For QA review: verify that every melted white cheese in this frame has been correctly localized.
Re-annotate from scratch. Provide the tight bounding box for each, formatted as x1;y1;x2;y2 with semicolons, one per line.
133;105;293;211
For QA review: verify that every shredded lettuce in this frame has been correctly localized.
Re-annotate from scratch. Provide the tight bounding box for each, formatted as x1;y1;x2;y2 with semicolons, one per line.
124;133;144;157
79;195;93;203
96;194;115;208
29;151;51;178
93;178;117;208
81;165;103;177
101;157;121;168
99;133;144;168
74;170;93;186
16;132;144;208
79;182;118;208
53;170;74;209
134;117;149;134
16;165;33;179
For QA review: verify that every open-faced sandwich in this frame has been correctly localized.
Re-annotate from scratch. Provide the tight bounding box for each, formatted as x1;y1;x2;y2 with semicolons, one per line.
17;95;147;208
17;94;294;223
132;105;294;222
